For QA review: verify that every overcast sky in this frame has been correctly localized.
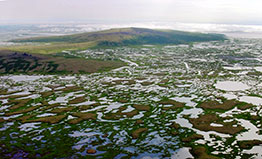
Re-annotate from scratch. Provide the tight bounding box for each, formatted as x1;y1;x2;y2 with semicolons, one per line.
0;0;262;25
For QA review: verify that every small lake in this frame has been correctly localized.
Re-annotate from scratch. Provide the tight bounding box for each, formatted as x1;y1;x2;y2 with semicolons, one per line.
214;81;250;91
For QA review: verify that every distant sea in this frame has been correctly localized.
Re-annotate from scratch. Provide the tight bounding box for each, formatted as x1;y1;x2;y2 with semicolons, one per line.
0;22;262;44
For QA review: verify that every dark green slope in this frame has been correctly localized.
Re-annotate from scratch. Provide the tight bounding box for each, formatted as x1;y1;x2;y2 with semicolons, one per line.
11;27;226;47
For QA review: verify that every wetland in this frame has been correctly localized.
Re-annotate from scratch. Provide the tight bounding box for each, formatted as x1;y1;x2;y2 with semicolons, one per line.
1;38;262;159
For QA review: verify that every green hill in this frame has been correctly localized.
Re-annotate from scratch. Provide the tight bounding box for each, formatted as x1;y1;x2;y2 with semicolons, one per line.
11;27;226;47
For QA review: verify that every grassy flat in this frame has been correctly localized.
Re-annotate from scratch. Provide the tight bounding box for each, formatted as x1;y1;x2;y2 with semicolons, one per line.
0;50;124;74
0;41;96;54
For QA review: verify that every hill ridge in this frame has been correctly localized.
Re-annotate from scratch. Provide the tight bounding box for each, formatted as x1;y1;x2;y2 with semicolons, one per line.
10;27;226;47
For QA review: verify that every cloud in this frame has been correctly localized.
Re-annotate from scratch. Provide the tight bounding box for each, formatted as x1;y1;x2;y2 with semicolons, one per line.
0;0;261;25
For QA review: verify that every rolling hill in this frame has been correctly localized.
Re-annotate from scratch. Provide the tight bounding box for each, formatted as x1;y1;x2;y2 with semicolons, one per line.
0;28;226;74
10;27;226;48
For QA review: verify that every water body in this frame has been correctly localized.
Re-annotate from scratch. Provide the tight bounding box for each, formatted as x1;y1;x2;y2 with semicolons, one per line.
0;75;53;82
215;81;250;91
239;96;262;105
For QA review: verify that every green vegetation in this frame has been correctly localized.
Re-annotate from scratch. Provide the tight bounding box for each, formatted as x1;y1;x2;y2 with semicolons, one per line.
1;38;262;158
6;27;226;54
11;28;226;45
1;41;96;54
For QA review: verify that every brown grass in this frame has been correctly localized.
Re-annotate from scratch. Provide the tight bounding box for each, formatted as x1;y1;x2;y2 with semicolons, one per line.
238;140;262;149
68;112;97;124
133;104;150;111
103;107;139;120
40;103;61;111
0;50;124;74
50;107;74;113
189;114;244;135
170;122;180;129
238;104;254;110
90;103;100;107
71;112;97;120
191;146;219;159
17;115;34;122
55;58;124;74
200;100;240;110
122;110;139;118
113;80;136;85
86;149;96;154
171;131;179;136
68;96;86;104
46;85;63;90
159;99;184;108
103;112;122;120
79;105;92;110
141;81;154;86
182;134;204;142
7;98;31;110
5;106;40;116
68;118;83;124
132;128;148;139
135;77;147;80
159;79;169;84
118;99;129;103
1;94;30;100
40;91;54;98
24;115;66;124
136;120;144;124
56;86;82;92
0;118;5;122
250;115;260;120
0;90;21;96
154;72;167;76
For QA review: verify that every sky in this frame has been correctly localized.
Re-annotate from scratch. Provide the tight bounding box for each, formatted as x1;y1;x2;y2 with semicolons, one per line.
0;0;262;25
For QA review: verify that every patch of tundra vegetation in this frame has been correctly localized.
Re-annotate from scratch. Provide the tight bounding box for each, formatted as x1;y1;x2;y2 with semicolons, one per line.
1;38;262;158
